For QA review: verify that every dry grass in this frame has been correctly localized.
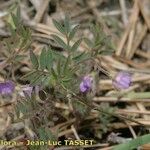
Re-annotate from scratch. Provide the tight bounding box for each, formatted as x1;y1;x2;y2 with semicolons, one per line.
0;0;150;149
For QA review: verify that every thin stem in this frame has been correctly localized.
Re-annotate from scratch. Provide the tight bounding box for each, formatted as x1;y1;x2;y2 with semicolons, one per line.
60;84;145;126
93;57;112;78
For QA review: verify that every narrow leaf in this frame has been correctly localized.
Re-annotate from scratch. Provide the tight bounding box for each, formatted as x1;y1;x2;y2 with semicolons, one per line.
99;49;114;55
63;55;71;75
14;55;26;61
64;15;70;34
46;49;53;71
16;7;21;20
38;127;48;141
57;59;61;76
42;75;50;87
52;19;65;34
69;25;79;40
62;77;72;82
84;38;93;48
46;129;57;141
73;52;90;63
21;71;37;80
51;68;58;80
7;23;16;37
71;39;82;51
30;50;39;69
51;34;69;50
30;73;43;85
40;48;47;70
112;134;150;150
10;13;17;29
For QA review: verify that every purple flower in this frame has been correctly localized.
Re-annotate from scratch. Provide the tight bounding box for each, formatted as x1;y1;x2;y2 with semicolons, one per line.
20;86;33;97
80;76;93;92
20;85;40;97
0;80;15;95
112;72;131;89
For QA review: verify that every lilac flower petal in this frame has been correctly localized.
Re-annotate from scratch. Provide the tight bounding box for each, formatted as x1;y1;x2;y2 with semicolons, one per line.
22;86;33;97
113;72;131;89
20;85;41;97
0;80;15;95
80;82;87;92
80;75;93;93
83;76;92;88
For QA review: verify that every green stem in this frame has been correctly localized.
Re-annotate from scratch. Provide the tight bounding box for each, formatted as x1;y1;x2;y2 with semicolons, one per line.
60;84;145;126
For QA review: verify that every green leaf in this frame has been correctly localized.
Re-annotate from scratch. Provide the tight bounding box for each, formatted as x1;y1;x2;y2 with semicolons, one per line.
17;102;28;114
5;41;12;53
14;55;26;62
52;19;65;34
42;75;50;87
18;100;33;116
73;100;88;117
7;22;16;37
46;49;53;71
38;127;48;141
51;68;58;80
69;25;79;40
84;38;93;48
30;50;39;69
112;134;150;150
46;128;57;141
51;34;69;50
63;55;71;75
64;15;70;34
52;50;66;60
73;51;86;61
23;71;43;85
71;39;82;51
30;73;44;85
91;23;101;39
99;49;114;55
62;77;72;83
16;7;21;20
40;48;47;70
9;13;17;29
57;59;61;76
21;71;36;80
49;74;56;87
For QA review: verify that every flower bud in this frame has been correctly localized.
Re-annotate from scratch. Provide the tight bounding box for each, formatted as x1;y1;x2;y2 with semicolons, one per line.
80;76;93;92
112;72;131;89
0;80;15;95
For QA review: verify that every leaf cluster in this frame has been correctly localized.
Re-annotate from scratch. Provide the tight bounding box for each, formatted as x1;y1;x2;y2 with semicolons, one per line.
25;17;92;91
16;13;117;143
4;7;31;64
84;23;115;56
